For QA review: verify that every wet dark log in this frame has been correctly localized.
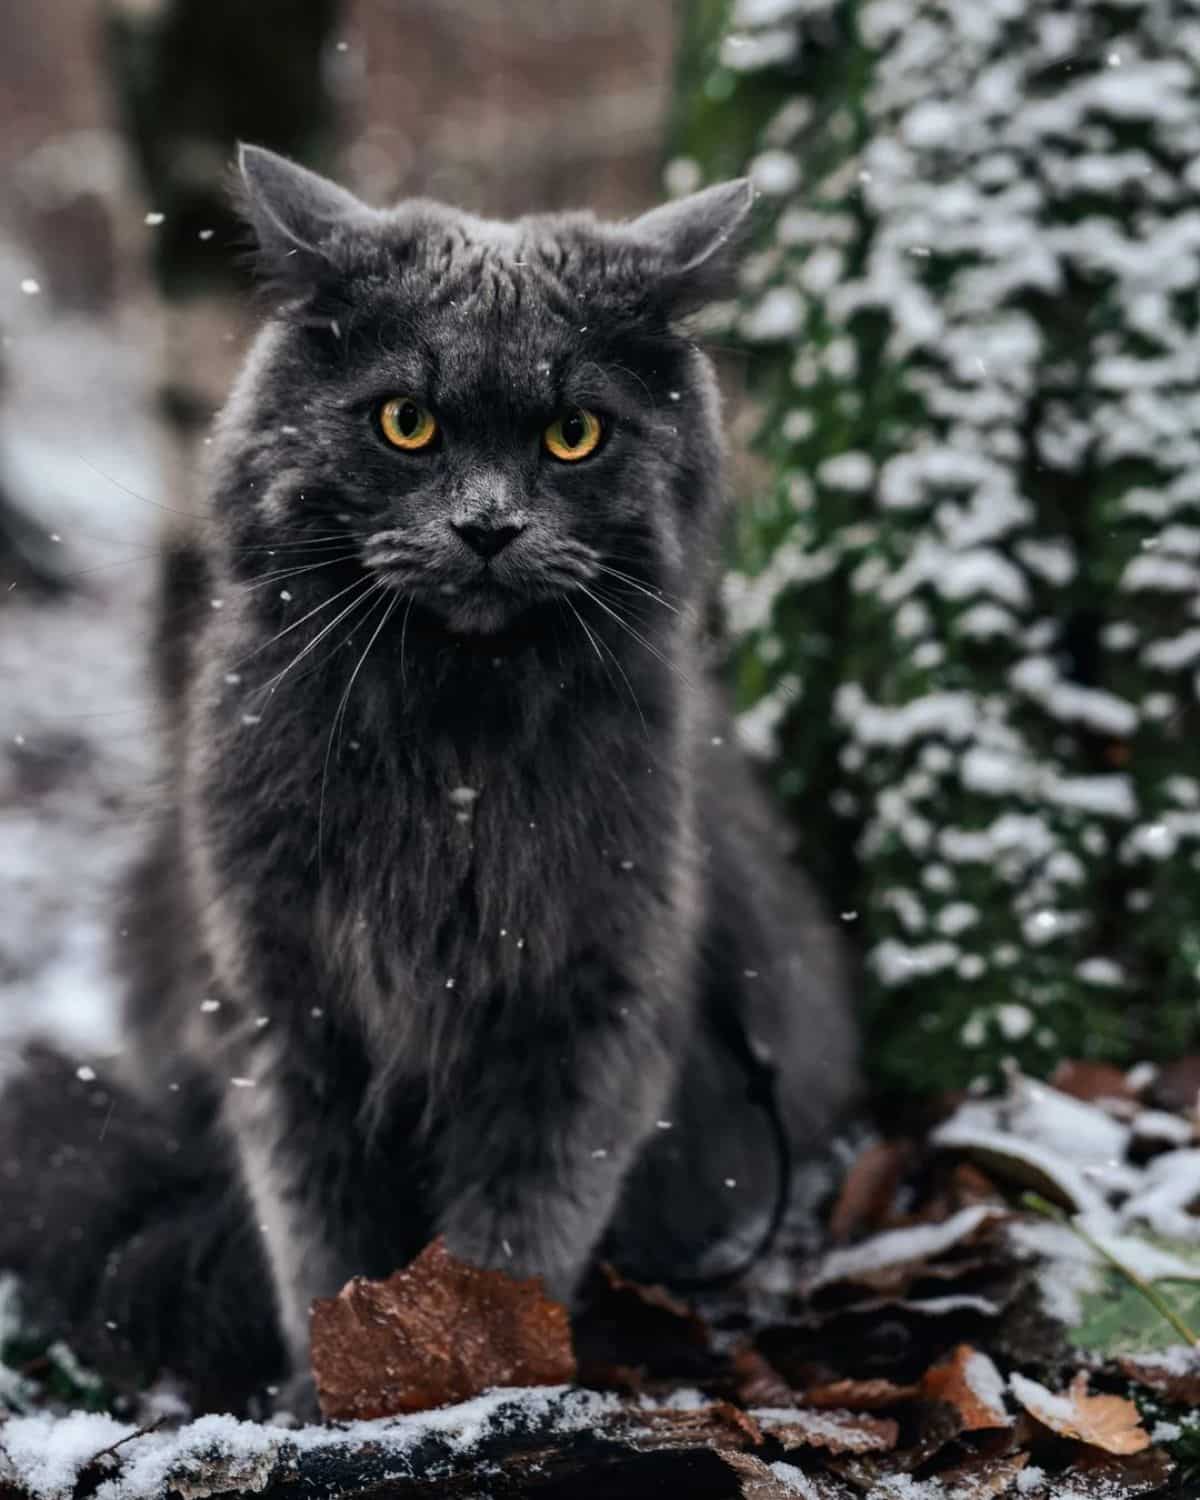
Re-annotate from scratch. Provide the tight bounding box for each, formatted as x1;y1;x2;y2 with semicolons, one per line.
9;1397;816;1500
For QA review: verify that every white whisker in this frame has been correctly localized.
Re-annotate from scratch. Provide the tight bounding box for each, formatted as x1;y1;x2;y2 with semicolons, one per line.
253;578;381;698
318;591;400;866
564;599;648;737
230;573;371;670
577;584;690;687
593;564;680;615
240;554;357;591
399;596;416;690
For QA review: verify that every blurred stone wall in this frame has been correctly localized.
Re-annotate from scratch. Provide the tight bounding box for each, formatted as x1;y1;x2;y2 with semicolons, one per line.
343;0;677;216
0;0;677;320
0;0;125;314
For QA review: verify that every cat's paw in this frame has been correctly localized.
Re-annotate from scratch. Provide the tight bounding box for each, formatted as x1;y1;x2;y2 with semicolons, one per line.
267;1368;322;1426
440;1217;582;1305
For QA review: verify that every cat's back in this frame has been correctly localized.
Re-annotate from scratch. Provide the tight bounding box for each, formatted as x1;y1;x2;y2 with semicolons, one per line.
692;678;860;1135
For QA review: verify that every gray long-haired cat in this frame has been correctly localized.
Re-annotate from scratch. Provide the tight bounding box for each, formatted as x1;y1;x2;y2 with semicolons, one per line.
0;147;858;1410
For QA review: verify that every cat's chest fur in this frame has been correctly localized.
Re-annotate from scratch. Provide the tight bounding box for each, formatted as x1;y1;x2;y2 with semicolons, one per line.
318;711;689;1006
187;618;698;1055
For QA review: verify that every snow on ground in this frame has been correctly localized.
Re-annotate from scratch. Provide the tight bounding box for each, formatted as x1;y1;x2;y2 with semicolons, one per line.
0;254;165;1061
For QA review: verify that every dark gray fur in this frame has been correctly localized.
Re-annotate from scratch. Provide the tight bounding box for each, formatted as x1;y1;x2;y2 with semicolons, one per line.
7;149;859;1405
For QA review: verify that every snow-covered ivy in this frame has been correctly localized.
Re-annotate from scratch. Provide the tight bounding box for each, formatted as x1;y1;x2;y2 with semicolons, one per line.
674;0;1200;1090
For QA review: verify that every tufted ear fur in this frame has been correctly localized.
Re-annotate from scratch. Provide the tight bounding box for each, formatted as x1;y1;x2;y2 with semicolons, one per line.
236;143;376;291
627;178;755;313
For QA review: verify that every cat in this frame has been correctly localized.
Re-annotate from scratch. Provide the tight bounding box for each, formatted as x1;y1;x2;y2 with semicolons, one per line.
1;146;859;1411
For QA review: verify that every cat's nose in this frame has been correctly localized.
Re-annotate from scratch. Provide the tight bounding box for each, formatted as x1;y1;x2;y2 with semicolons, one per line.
451;517;526;559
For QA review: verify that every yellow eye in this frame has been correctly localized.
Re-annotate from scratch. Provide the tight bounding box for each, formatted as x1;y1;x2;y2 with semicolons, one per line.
380;396;438;451
543;408;603;462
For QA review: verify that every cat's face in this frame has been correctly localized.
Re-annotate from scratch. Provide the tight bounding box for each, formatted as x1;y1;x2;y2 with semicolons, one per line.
217;148;751;639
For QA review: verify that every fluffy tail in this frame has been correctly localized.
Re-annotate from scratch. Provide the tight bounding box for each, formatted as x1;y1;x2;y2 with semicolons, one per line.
0;1045;283;1413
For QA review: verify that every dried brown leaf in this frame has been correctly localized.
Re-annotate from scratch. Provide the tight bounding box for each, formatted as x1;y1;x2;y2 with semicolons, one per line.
828;1139;913;1243
632;1404;763;1452
1118;1351;1200;1406
1050;1061;1137;1106
310;1236;575;1420
725;1454;856;1498
948;1162;1006;1210
921;1344;1010;1431
731;1347;795;1408
1150;1056;1200;1114
1061;1444;1175;1497
573;1261;715;1388
594;1262;703;1329
930;1452;1028;1498
801;1377;918;1411
713;1402;766;1447
753;1407;899;1454
1009;1372;1151;1456
903;1398;970;1470
718;1450;835;1498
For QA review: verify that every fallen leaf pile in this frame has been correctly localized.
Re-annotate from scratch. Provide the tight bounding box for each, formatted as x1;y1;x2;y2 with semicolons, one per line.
6;1059;1200;1496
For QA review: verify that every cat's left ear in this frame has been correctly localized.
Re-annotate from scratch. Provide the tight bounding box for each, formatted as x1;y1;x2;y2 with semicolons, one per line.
627;179;755;312
236;144;376;290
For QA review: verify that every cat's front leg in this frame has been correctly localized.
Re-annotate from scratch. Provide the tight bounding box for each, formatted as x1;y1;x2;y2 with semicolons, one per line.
434;1002;678;1301
227;1069;362;1400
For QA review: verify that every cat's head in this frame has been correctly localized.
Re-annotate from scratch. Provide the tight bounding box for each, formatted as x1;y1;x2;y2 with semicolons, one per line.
216;145;751;639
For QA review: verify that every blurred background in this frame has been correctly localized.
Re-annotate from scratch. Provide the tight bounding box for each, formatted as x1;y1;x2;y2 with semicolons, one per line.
4;0;1200;1105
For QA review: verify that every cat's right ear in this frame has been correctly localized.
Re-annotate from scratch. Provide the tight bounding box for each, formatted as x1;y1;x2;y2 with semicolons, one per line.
236;144;375;291
627;178;755;315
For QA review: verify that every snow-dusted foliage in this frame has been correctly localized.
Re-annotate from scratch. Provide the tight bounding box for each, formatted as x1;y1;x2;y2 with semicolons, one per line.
675;0;1200;1088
